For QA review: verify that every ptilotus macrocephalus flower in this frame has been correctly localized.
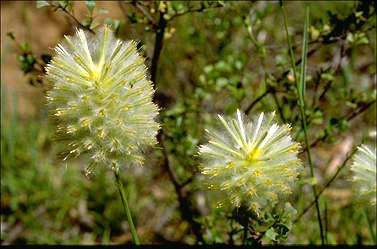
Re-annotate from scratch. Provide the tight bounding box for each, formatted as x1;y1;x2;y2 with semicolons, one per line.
199;110;302;214
350;144;376;206
45;26;160;175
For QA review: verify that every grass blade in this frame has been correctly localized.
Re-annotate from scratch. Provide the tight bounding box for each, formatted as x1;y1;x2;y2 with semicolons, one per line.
299;4;310;106
281;2;324;244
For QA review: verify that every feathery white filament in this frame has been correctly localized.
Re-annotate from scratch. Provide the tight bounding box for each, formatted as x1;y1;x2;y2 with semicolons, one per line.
199;109;302;213
45;26;160;174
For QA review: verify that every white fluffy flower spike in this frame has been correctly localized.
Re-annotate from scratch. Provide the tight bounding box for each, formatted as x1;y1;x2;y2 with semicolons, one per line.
350;144;376;206
199;110;302;213
45;26;160;174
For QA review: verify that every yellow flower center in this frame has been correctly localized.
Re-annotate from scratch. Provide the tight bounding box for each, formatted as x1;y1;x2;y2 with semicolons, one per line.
89;63;103;81
246;147;262;163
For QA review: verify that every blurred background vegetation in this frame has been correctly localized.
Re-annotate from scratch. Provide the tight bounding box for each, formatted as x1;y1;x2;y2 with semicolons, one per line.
1;0;376;245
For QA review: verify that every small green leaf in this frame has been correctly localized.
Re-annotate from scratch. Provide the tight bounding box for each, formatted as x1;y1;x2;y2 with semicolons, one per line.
345;101;357;109
81;17;93;28
86;0;96;15
104;17;113;26
321;73;335;82
266;227;278;240
6;32;16;40
299;6;309;105
98;8;109;15
57;1;69;9
127;13;137;24
20;41;31;52
36;0;50;8
303;176;318;186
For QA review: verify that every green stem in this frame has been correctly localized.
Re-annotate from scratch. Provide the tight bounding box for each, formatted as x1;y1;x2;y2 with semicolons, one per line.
364;208;376;244
114;171;140;245
281;3;324;245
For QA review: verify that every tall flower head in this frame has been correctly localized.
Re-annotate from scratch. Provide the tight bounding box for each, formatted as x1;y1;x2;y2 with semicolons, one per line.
350;144;376;206
199;110;302;213
45;26;160;174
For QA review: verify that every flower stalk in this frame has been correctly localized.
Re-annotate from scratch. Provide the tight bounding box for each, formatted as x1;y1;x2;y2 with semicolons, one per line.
114;171;140;245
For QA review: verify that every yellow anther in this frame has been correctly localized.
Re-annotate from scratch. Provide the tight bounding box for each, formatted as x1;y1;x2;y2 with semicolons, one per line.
251;203;257;210
264;179;273;185
287;172;295;177
226;162;235;169
55;110;64;116
237;178;246;186
222;183;231;189
248;188;257;196
82;95;89;102
81;118;90;128
99;109;106;117
89;63;103;80
254;170;262;177
70;149;78;154
246;147;262;163
66;126;77;134
288;143;299;152
216;202;224;208
98;129;106;139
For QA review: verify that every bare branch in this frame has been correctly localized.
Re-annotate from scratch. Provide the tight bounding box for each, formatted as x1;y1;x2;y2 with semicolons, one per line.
127;1;157;29
301;99;376;154
244;88;272;115
168;3;224;22
157;130;204;243
294;148;357;223
151;12;167;84
244;47;318;115
57;6;95;34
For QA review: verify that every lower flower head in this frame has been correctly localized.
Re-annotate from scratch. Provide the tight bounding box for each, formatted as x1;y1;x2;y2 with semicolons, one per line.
199;110;302;213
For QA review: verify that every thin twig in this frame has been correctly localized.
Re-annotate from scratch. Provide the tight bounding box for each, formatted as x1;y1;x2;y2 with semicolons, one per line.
318;41;346;102
58;6;95;34
345;100;376;121
151;12;167;84
157;131;204;243
145;4;204;243
301;99;376;154
181;176;195;188
129;1;157;29
244;47;317;115
244;88;272;115
168;3;223;22
157;131;180;191
294;148;357;223
271;90;286;122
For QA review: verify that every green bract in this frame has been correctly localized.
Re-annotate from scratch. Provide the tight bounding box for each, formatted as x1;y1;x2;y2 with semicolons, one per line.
350;144;376;206
199;110;302;214
45;26;160;174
